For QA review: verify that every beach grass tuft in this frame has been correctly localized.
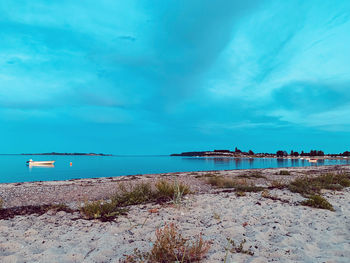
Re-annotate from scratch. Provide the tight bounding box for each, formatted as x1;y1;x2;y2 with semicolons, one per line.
279;170;291;175
301;195;335;211
237;171;266;179
270;180;288;189
112;182;155;206
288;173;350;196
207;176;265;192
80;200;128;221
121;223;211;263
224;237;254;262
155;180;190;203
194;173;218;178
81;180;191;221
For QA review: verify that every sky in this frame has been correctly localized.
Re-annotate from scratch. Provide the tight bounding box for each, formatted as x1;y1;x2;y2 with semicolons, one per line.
0;0;350;155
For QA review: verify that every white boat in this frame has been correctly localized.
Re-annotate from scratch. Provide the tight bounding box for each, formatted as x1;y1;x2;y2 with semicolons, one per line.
26;159;55;166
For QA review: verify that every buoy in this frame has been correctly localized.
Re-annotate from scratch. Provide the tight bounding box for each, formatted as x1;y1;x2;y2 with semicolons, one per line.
70;162;72;166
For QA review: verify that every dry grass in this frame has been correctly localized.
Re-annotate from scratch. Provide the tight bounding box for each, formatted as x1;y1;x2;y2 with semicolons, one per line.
0;198;3;209
261;190;271;198
235;191;246;197
122;223;211;263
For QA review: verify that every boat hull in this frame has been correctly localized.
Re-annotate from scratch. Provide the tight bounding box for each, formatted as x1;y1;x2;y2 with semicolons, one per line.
27;161;55;166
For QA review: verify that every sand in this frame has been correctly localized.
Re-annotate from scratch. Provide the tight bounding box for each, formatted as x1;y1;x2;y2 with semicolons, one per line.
0;165;350;262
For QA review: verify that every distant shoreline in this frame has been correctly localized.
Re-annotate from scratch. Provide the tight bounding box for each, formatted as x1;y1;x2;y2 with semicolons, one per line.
20;152;113;156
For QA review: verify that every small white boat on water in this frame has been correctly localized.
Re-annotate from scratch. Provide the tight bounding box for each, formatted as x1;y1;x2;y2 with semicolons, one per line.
26;159;55;166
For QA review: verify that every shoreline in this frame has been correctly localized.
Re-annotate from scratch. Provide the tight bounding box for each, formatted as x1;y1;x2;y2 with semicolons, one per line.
1;164;349;208
1;165;349;262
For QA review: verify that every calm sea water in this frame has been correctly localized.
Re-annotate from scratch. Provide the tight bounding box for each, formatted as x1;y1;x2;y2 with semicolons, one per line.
0;155;349;183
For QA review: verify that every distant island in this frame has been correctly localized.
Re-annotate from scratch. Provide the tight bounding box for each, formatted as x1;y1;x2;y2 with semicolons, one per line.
171;148;350;158
21;152;112;156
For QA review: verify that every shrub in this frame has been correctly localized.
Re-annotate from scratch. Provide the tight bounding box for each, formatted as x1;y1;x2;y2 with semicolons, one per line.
288;173;350;196
279;170;290;175
301;195;335;211
122;223;211;263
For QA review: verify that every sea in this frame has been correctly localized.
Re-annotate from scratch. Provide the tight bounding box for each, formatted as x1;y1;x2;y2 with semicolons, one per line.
0;155;349;183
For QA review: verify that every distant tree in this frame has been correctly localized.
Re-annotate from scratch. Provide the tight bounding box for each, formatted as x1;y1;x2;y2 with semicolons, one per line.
276;150;285;157
317;150;324;156
248;150;254;155
300;151;305;156
293;151;299;157
290;150;294;156
343;151;350;156
235;147;242;153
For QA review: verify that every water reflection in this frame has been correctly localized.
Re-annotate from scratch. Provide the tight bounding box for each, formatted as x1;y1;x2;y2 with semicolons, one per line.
182;157;350;170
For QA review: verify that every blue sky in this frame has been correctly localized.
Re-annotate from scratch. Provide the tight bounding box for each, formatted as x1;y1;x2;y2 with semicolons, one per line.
1;0;350;154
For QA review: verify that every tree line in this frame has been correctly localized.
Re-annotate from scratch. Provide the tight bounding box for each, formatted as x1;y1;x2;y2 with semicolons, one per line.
276;150;350;157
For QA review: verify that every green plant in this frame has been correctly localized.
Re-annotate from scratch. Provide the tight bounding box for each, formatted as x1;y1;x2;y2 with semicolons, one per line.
194;173;217;178
80;200;128;221
113;182;155;206
207;176;265;192
0;198;3;209
238;172;266;179
279;170;290;175
172;180;189;205
288;173;350;196
207;176;236;188
80;181;191;222
121;223;211;263
270;180;287;189
155;180;190;202
301;195;335;211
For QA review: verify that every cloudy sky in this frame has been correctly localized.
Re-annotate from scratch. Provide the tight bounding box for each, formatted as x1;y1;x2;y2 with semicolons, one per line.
1;0;350;154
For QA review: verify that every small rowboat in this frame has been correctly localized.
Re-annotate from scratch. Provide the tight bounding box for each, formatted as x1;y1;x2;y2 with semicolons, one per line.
26;159;55;166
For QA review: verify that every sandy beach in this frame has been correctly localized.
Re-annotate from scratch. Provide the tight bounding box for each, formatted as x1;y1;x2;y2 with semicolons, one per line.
1;165;350;262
